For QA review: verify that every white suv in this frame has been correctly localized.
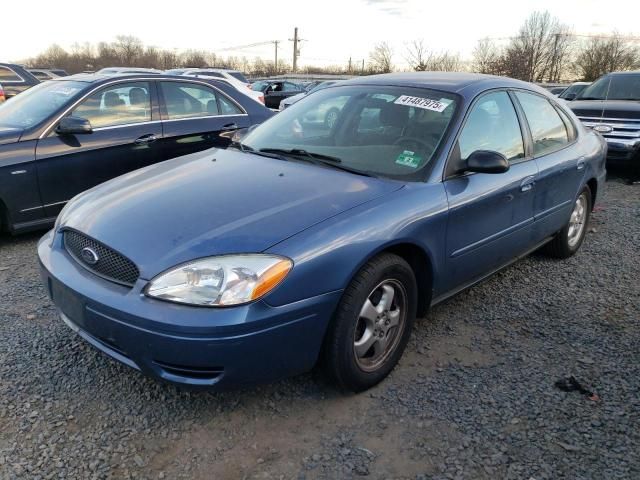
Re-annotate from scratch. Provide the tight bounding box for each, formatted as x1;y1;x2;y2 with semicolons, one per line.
167;68;264;105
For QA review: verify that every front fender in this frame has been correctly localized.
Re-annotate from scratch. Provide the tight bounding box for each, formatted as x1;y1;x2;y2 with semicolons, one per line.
263;183;449;307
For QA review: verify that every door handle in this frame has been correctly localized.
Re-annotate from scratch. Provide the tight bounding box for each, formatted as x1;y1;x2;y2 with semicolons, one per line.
220;123;239;132
134;134;157;145
520;176;536;192
577;157;586;170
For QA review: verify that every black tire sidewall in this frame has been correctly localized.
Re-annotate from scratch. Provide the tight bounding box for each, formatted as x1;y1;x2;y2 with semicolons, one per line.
327;254;417;392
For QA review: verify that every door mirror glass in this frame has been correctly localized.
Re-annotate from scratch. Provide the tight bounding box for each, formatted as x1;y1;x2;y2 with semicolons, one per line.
466;150;510;174
56;116;93;135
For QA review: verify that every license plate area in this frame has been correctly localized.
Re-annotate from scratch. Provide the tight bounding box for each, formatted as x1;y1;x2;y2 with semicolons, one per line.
51;280;85;325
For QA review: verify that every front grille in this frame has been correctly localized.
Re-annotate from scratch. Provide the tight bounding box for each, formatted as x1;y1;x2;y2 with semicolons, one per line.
63;230;140;287
577;115;640;147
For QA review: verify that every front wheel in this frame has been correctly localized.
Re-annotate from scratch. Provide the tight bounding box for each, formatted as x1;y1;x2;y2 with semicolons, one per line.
544;185;592;258
321;254;417;392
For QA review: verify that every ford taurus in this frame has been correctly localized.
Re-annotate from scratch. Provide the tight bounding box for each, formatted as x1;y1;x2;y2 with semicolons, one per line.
39;73;606;392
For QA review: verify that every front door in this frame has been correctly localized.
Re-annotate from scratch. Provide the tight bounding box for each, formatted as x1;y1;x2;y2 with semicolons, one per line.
35;81;162;217
157;80;250;160
443;90;538;292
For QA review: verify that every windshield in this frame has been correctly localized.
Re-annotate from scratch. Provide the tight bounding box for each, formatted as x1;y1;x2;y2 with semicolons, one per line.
251;81;268;91
241;85;458;179
228;71;249;83
559;83;589;99
578;74;640;101
308;81;337;94
0;80;86;129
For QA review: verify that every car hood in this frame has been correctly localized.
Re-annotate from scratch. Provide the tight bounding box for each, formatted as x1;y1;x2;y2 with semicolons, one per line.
60;148;403;278
0;127;23;145
569;100;640;119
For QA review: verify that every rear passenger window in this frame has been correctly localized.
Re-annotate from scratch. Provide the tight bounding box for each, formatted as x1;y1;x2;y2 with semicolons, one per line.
515;92;569;156
72;82;151;128
160;82;243;119
458;91;524;162
0;66;22;82
555;106;576;141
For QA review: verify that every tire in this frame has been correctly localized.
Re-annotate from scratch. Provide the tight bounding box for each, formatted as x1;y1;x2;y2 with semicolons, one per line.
322;253;417;392
544;185;592;259
324;108;340;129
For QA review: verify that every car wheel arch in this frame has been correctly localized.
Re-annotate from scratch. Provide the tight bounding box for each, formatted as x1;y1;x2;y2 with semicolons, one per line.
347;241;434;318
586;178;598;209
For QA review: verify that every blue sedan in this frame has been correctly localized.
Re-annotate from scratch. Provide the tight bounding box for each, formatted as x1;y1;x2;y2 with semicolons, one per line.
38;73;607;392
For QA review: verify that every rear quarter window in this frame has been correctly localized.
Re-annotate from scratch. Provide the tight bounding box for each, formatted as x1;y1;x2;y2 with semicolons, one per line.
0;66;22;82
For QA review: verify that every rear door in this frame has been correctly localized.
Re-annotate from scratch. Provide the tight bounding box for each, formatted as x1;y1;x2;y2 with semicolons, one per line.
512;91;581;241
443;90;538;292
157;80;250;160
35;80;162;217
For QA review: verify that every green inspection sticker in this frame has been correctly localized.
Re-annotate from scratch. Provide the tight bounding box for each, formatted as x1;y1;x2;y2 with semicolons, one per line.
395;150;422;168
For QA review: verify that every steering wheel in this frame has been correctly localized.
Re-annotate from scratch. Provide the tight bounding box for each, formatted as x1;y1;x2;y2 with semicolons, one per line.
393;136;436;153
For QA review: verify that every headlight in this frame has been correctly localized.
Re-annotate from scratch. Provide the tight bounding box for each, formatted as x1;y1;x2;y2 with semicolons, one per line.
144;254;292;307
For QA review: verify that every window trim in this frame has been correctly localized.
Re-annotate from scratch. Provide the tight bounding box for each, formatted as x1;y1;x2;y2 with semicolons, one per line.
157;79;248;121
69;80;154;130
0;66;25;84
509;88;578;159
443;88;530;180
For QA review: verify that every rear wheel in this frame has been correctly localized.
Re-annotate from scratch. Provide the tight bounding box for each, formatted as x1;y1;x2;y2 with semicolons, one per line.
544;185;591;258
322;254;417;392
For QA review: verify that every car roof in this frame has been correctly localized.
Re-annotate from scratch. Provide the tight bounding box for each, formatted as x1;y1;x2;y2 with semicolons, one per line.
343;72;541;94
51;73;238;86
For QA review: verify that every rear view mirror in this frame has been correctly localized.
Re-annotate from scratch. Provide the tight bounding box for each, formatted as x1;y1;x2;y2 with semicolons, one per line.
56;116;93;135
465;150;510;174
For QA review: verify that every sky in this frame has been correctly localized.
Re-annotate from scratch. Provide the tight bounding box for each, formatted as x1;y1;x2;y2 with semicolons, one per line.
1;0;638;68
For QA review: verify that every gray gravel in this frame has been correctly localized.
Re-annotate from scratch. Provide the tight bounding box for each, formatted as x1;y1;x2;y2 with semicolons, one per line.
0;174;638;479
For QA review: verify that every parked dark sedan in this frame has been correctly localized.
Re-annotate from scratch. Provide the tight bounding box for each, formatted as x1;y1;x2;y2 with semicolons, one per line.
39;72;606;392
0;74;273;233
251;80;305;109
0;63;40;99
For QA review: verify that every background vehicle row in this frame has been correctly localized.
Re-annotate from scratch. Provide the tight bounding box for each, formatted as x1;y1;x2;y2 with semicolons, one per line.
0;74;272;233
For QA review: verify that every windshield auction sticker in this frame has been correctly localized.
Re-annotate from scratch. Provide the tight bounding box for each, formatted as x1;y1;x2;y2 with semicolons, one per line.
394;95;450;112
395;150;422;168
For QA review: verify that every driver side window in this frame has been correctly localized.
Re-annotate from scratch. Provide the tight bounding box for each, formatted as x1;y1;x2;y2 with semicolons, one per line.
458;91;524;162
72;82;151;129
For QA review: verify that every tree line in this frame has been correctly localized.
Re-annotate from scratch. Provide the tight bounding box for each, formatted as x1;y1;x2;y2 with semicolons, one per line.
368;11;640;82
24;11;640;82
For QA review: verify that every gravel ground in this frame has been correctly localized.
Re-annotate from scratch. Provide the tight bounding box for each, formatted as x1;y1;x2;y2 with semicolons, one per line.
0;173;638;479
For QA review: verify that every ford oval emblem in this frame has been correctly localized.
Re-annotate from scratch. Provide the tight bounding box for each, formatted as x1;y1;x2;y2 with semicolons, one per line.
81;247;99;265
593;124;613;134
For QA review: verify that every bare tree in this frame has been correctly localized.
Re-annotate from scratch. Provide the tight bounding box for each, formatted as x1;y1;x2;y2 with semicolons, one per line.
113;35;144;66
472;38;501;74
574;34;640;81
405;40;461;72
368;42;394;73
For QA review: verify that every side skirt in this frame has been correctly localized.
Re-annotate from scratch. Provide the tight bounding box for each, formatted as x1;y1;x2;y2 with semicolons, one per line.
430;235;555;307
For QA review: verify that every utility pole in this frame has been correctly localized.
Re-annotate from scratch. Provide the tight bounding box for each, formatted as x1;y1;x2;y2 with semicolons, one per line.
289;27;305;73
274;40;279;74
362;59;365;74
348;57;352;74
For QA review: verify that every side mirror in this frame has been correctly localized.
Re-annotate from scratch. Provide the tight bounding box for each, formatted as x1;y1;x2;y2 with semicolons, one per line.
229;124;258;144
564;92;577;101
56;116;93;135
465;150;510;174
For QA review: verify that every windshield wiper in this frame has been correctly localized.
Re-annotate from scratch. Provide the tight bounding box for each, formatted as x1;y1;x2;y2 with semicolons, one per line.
260;148;342;163
259;148;377;178
577;97;602;100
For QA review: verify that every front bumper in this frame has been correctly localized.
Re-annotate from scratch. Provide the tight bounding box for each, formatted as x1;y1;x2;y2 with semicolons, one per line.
38;230;342;389
602;137;640;165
